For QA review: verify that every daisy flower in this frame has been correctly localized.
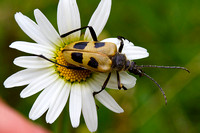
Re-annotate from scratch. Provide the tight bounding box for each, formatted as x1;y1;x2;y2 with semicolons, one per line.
4;0;149;132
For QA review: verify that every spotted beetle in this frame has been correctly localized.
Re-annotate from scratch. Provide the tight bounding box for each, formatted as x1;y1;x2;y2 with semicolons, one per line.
38;26;189;104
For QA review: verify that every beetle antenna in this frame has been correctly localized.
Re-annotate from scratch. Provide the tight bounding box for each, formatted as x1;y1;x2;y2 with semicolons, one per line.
142;72;168;105
37;55;85;70
137;65;190;73
37;55;66;67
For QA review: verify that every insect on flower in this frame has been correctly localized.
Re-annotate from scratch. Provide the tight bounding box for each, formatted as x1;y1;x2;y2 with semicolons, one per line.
37;26;190;104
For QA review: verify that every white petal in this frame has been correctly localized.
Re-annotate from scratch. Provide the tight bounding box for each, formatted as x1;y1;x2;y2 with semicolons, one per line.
69;83;82;128
57;0;81;41
84;0;111;40
14;56;53;68
92;72;119;89
101;38;134;47
29;86;51;120
15;12;53;47
20;70;58;98
96;91;124;113
90;72;106;86
10;41;54;58
123;46;149;60
105;71;136;89
46;81;71;123
29;79;62;120
93;71;136;90
88;79;123;113
82;83;97;132
101;38;149;60
107;71;121;89
119;71;136;89
34;9;63;47
4;68;52;88
45;79;65;123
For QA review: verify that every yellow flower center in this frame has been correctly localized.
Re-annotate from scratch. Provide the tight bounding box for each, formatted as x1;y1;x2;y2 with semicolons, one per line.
56;49;91;82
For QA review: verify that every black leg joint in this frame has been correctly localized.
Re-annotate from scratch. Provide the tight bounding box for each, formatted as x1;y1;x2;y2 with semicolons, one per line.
117;36;125;53
122;86;127;90
60;26;98;41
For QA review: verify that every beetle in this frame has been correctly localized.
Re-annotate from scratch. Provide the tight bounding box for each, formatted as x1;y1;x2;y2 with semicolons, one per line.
38;26;189;104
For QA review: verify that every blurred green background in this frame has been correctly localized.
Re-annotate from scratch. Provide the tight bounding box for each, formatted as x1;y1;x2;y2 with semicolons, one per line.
0;0;200;132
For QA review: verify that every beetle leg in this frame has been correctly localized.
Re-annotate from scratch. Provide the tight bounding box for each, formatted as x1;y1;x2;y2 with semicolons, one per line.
117;36;125;53
116;71;127;90
37;55;86;70
60;26;98;41
93;72;111;96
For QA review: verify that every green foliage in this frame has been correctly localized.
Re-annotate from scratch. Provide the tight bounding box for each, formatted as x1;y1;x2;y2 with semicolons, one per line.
0;0;199;132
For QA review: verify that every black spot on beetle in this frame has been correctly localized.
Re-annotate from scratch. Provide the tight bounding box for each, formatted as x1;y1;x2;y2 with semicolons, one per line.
88;57;98;68
71;52;83;63
94;42;105;48
73;42;88;49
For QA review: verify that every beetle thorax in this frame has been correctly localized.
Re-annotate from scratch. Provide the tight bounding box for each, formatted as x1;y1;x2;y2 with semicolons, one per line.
111;52;130;71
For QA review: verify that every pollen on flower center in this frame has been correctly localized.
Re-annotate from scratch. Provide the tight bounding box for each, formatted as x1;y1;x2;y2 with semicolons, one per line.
56;49;92;82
